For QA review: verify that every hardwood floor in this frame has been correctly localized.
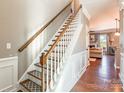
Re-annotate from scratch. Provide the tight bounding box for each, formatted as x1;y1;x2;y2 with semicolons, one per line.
71;55;123;92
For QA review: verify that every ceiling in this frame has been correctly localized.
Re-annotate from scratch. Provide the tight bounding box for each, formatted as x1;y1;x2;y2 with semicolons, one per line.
83;0;120;31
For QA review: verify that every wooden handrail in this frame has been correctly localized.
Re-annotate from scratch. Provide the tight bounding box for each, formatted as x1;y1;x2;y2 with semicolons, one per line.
18;2;72;52
45;5;82;58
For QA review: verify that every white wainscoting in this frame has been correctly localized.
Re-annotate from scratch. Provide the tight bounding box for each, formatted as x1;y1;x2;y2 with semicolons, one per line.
54;51;88;92
120;53;124;90
0;56;18;92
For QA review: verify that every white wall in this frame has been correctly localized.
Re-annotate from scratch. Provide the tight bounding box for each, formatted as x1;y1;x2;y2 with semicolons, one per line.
120;5;124;90
54;9;89;91
55;51;88;92
120;53;124;90
0;0;71;79
120;9;124;50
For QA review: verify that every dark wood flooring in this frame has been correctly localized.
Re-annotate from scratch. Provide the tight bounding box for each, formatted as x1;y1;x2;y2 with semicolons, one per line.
71;55;123;92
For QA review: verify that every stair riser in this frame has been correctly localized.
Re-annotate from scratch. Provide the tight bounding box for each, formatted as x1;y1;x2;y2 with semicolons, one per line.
28;75;41;85
19;84;29;92
35;65;56;74
28;74;51;86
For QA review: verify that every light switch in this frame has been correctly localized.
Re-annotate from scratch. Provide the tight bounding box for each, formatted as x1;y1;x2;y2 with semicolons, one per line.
6;43;11;49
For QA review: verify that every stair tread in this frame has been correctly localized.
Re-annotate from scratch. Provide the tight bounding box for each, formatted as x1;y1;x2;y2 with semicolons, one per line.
28;70;41;80
34;63;42;68
20;79;42;92
34;63;55;69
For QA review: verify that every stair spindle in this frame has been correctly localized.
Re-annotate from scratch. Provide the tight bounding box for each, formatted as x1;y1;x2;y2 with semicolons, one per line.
54;48;57;82
50;53;54;89
57;43;60;74
60;39;63;69
46;58;50;91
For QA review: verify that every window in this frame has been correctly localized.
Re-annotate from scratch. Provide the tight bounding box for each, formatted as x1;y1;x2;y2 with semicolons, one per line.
100;34;107;48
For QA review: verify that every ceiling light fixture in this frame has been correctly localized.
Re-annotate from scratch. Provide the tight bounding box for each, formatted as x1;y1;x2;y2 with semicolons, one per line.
115;18;120;36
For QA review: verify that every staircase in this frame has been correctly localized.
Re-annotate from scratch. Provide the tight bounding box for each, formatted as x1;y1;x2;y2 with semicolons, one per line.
19;6;82;92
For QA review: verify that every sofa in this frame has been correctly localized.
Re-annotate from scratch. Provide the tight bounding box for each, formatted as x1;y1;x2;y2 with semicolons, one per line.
90;48;103;58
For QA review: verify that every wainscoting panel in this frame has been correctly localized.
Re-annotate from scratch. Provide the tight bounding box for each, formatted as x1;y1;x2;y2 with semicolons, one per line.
55;51;88;91
120;53;124;90
0;56;18;92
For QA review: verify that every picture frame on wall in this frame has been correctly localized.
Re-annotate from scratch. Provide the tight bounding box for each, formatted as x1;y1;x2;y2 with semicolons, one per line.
90;34;96;42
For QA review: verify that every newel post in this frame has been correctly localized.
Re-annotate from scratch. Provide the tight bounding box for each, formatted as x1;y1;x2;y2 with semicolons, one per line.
40;53;46;92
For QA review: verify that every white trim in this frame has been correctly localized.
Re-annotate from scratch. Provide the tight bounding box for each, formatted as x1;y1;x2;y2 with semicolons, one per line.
119;73;124;91
121;53;124;56
71;51;87;57
120;52;124;91
82;6;91;20
90;28;116;33
69;67;87;91
0;56;18;92
0;56;18;62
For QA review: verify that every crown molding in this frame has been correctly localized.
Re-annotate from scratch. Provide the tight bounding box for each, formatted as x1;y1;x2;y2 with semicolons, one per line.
90;28;116;34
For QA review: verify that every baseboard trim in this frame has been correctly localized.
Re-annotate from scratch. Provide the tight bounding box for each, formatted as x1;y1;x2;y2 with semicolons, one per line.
1;83;19;92
119;73;124;91
70;64;88;91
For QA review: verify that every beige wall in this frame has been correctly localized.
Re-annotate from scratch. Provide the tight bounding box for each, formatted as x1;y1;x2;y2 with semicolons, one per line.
0;0;71;79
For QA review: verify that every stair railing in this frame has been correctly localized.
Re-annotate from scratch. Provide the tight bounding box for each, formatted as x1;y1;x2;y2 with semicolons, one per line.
40;5;82;91
18;2;72;52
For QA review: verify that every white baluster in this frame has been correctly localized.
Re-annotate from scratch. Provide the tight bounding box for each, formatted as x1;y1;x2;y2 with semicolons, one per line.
42;68;45;91
60;39;63;69
62;36;64;65
63;34;66;61
69;30;73;42
68;29;70;44
50;53;54;89
46;59;49;91
57;43;60;74
54;48;57;82
64;33;67;51
68;30;71;43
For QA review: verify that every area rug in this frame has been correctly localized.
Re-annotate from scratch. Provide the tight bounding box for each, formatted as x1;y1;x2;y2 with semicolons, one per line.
89;58;96;62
